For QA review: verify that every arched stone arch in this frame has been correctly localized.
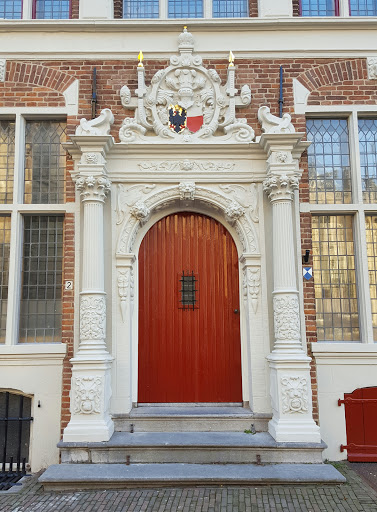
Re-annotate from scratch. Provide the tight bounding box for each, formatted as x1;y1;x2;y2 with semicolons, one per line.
116;183;260;257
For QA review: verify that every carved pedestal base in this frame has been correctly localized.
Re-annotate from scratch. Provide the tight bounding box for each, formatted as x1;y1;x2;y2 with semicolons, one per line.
267;352;321;444
62;358;114;442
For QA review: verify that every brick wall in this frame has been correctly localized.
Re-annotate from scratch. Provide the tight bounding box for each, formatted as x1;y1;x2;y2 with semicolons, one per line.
71;0;79;19
292;0;300;16
2;56;376;428
249;0;258;16
114;0;123;18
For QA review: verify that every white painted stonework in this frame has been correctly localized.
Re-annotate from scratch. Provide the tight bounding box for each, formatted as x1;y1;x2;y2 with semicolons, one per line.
63;29;321;448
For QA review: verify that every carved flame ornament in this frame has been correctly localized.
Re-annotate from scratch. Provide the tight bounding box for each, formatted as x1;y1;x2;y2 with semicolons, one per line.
119;27;253;144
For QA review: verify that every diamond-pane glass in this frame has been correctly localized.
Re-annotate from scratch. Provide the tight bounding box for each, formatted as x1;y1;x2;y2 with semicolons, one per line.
19;216;63;344
168;0;203;17
312;215;359;342
358;119;377;203
123;0;159;17
213;0;248;17
307;119;352;204
300;0;336;15
0;121;15;204
0;216;10;343
366;215;377;341
350;0;377;15
34;0;70;19
24;121;66;204
0;0;22;18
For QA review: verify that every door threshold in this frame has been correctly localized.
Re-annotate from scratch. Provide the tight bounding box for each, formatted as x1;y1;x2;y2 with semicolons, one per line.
136;403;244;408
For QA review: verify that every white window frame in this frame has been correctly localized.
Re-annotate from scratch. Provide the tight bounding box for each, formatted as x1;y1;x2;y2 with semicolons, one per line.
301;105;377;344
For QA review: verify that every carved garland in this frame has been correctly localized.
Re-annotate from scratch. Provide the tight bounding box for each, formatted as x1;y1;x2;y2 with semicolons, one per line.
80;295;106;341
273;295;300;341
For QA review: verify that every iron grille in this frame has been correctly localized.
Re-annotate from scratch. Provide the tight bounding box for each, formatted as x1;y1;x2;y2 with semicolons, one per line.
179;271;198;310
0;392;32;490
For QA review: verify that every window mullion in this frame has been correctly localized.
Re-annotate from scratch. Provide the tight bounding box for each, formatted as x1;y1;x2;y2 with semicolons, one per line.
160;0;167;18
22;0;33;19
5;212;23;345
349;112;363;205
204;0;212;18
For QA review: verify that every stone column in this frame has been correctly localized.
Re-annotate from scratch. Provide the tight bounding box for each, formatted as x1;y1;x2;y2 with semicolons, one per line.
63;136;115;442
260;133;321;443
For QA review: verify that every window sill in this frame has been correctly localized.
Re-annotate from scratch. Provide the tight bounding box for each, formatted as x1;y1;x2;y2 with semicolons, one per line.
312;342;377;362
0;343;67;362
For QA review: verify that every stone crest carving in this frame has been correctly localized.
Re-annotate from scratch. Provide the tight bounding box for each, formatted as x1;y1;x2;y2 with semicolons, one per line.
258;106;295;134
263;174;299;202
76;175;111;202
138;160;235;173
117;269;134;322
179;181;196;200
244;267;261;313
118;28;254;144
273;295;300;341
76;108;114;136
367;57;377;80
73;376;102;415
281;376;308;414
80;295;106;341
0;59;6;82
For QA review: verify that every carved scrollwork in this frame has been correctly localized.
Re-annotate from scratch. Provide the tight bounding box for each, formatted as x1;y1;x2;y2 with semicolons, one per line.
120;85;132;107
0;60;6;82
138;160;236;173
73;376;102;415
116;184;156;225
76;108;114;136
117;268;134;322
258;106;295;134
367;57;377;80
76;175;111;202
263;174;299;202
80;295;106;341
220;184;259;223
273;294;300;341
281;376;308;414
244;267;261;313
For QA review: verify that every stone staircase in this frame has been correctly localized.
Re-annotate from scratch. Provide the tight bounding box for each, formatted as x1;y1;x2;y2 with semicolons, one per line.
39;406;346;490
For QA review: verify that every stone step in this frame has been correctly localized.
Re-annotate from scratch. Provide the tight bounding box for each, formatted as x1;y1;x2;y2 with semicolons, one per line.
113;406;270;433
59;432;325;465
39;463;346;491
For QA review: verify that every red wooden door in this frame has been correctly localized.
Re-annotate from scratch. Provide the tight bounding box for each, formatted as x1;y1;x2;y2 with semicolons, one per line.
138;212;242;403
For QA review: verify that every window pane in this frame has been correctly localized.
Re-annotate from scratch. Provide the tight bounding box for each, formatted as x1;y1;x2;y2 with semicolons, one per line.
34;0;70;19
350;0;377;16
123;0;159;17
300;0;336;15
0;0;22;18
24;121;66;204
358;118;377;203
0;121;15;204
365;215;377;341
168;0;203;17
0;216;11;343
307;119;352;204
213;0;248;17
312;215;360;341
19;216;63;343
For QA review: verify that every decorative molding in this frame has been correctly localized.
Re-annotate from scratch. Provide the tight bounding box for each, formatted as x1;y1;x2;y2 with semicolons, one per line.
179;181;196;200
85;153;99;164
273;295;300;342
0;59;6;82
76;175;111;202
281;376;308;414
118;28;254;144
117;269;134;322
263;174;299;202
73;376;102;415
258;105;295;134
138;160;235;173
76;108;114;136
244;267;261;314
116;184;156;225
367;57;377;80
80;296;106;341
220;184;259;223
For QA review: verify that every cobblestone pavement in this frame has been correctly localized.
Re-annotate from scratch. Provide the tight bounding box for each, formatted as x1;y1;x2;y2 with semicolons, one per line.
0;463;377;512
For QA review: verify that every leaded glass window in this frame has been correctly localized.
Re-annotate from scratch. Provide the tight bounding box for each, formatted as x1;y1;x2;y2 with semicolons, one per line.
213;0;248;17
168;0;203;18
0;0;22;19
123;0;159;17
312;215;359;342
365;215;377;341
307;119;352;204
300;0;337;15
33;0;70;19
350;0;377;16
24;121;66;204
0;216;10;343
0;121;15;204
358;119;377;203
19;216;63;343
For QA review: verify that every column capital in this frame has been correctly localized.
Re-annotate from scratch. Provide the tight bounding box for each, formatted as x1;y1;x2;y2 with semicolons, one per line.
76;175;112;203
263;173;299;202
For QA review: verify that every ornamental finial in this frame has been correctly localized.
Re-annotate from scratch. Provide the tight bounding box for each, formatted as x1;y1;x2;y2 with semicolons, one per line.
138;51;144;68
229;51;235;67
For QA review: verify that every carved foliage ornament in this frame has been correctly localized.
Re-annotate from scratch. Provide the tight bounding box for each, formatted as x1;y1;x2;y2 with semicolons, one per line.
80;295;106;341
73;376;102;415
281;376;308;414
76;175;112;202
263;174;299;202
118;28;254;144
138;160;235;173
367;57;377;80
273;295;300;342
243;267;261;314
0;59;6;82
118;268;134;322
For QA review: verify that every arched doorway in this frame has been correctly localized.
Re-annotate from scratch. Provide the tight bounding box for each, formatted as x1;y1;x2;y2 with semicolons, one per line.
138;212;242;403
